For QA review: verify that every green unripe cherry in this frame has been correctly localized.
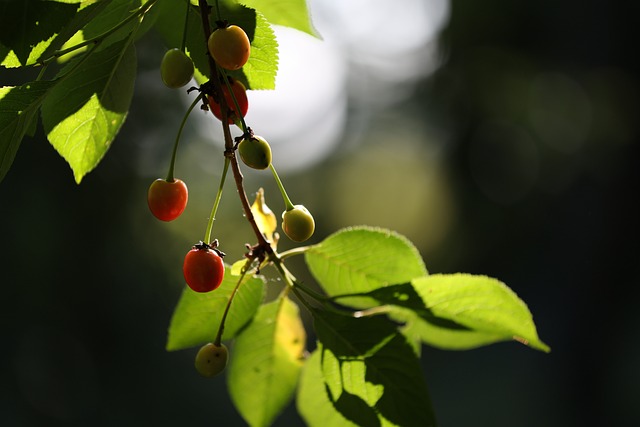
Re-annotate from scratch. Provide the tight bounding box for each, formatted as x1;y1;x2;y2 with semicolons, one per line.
195;343;228;378
282;205;315;242
161;48;194;88
238;135;272;170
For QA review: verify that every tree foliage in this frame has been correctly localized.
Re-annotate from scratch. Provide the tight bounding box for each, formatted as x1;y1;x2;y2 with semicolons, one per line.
0;1;549;425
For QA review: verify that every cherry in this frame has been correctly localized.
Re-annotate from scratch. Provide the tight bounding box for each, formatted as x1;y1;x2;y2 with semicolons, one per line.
208;79;249;124
195;343;228;378
238;135;272;170
282;205;315;242
147;178;188;221
207;24;251;70
160;48;194;89
183;243;225;292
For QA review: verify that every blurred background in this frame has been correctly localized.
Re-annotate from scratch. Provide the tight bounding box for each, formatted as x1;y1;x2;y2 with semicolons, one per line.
1;0;638;425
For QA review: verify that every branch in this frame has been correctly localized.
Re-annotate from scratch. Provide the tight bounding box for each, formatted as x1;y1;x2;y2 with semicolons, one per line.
197;0;273;253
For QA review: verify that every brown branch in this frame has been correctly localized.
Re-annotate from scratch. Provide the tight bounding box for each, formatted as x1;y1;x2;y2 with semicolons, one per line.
197;0;273;253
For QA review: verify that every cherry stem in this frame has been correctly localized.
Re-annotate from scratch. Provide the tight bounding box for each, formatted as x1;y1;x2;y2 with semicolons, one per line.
36;62;50;81
180;0;190;52
273;259;324;302
204;157;230;244
213;0;222;22
278;246;312;260
166;93;202;182
214;260;251;346
269;164;295;211
218;66;249;134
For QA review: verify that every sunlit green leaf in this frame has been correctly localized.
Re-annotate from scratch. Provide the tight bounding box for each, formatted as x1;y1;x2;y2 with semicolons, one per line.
305;226;427;307
399;274;550;352
0;0;79;67
166;268;265;351
41;38;136;183
38;0;114;63
239;0;319;38
297;349;360;427
0;81;56;182
228;297;305;427
82;0;145;49
313;310;437;427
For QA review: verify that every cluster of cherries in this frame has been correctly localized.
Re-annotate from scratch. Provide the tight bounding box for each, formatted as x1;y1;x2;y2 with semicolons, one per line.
149;22;315;377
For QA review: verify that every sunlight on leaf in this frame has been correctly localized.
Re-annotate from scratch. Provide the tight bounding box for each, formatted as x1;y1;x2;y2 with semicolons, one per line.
298;349;359;427
56;30;87;63
228;296;305;427
230;259;249;276
41;39;136;183
305;226;427;308
0;0;79;67
312;310;437;427
251;187;278;245
405;274;550;352
240;0;320;38
166;268;264;351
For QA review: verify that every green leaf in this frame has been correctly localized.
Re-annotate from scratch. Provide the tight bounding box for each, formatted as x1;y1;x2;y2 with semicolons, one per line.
239;0;319;38
37;0;114;63
82;0;147;49
313;310;437;427
155;0;278;90
305;226;427;308
228;297;305;427
402;274;550;352
297;349;361;427
0;0;80;67
166;268;265;351
41;38;136;183
0;80;56;182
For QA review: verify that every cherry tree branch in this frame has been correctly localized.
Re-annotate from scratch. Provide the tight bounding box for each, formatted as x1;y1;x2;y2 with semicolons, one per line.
196;0;272;253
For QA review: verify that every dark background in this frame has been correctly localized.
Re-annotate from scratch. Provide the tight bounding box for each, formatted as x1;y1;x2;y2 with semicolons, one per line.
1;0;638;425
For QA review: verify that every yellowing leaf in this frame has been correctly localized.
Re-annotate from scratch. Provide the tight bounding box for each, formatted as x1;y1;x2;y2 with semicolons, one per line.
228;296;305;427
251;187;278;246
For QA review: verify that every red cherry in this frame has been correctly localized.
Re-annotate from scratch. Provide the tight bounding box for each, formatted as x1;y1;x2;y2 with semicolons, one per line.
183;245;225;292
208;79;249;124
147;178;188;221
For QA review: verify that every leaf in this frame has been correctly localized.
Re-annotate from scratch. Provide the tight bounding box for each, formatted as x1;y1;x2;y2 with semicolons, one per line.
166;268;265;351
305;226;427;308
313;310;437;427
0;0;80;67
81;0;147;49
297;349;361;427
154;0;279;90
0;81;56;183
228;297;305;427
38;0;114;63
403;274;550;352
250;187;278;244
41;38;136;183
239;0;320;38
